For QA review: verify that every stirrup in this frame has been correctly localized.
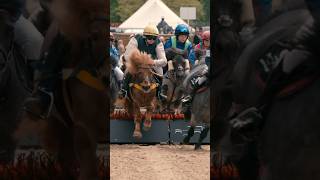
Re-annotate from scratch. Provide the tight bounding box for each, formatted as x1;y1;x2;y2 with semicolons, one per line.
229;107;263;143
229;107;262;129
182;95;192;103
24;87;54;119
36;87;54;119
190;78;197;86
118;89;127;98
158;92;167;101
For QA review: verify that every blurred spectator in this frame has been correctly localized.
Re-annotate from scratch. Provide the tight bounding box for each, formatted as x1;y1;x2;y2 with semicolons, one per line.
193;26;203;46
157;16;173;34
117;39;125;55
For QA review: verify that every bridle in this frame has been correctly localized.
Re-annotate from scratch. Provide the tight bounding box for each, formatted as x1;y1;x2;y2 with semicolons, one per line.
86;15;108;67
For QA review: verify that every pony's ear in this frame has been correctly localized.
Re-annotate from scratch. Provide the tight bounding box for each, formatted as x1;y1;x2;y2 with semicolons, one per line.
165;48;174;60
128;48;140;64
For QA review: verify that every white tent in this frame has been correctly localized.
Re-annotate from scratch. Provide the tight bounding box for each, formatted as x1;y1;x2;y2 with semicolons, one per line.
118;0;189;33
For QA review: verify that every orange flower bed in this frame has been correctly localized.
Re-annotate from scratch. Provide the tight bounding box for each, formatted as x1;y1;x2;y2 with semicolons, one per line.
0;152;108;179
211;165;240;180
110;111;186;120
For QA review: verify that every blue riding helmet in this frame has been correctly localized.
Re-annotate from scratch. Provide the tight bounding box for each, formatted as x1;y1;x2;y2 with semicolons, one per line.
175;24;189;36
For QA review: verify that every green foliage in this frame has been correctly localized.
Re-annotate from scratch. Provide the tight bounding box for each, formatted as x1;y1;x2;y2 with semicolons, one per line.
114;0;145;22
201;0;210;23
110;0;121;23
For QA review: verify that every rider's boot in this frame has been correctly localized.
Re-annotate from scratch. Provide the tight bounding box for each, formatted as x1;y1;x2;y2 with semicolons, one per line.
229;61;290;143
155;76;167;102
118;73;132;99
182;75;207;117
23;70;56;119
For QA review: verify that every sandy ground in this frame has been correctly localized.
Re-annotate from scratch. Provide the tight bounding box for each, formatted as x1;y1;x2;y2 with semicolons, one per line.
110;144;210;180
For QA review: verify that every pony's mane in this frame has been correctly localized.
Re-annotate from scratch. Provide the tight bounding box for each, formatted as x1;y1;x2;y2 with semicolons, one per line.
127;49;154;74
165;48;188;60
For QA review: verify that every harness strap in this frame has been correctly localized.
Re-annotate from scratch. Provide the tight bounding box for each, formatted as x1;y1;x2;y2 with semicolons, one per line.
196;86;208;93
129;83;158;93
277;75;319;98
76;70;106;91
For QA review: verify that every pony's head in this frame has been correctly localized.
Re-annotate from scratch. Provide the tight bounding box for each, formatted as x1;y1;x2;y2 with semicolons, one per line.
127;49;154;74
50;0;107;64
165;48;188;78
127;49;156;89
50;0;106;39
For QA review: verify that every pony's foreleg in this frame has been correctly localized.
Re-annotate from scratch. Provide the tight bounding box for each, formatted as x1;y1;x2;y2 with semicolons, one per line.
143;106;153;131
174;90;184;114
183;125;194;144
73;122;97;180
133;107;142;139
161;79;171;111
195;126;210;150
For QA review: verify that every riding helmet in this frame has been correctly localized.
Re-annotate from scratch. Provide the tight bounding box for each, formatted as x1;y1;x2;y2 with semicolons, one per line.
175;24;189;36
143;24;159;36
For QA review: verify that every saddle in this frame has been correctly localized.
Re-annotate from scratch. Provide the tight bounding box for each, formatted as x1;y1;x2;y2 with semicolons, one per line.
256;57;320;99
255;41;293;82
183;64;208;91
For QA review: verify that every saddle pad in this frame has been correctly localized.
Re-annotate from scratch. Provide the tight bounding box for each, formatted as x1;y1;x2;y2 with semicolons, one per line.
255;71;319;98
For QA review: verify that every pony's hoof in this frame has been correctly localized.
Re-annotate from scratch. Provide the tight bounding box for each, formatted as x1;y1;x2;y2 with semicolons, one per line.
194;144;202;150
182;138;189;145
143;126;150;131
133;131;142;139
143;121;152;131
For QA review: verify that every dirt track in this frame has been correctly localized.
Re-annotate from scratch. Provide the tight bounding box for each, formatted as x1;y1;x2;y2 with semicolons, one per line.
110;144;210;180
